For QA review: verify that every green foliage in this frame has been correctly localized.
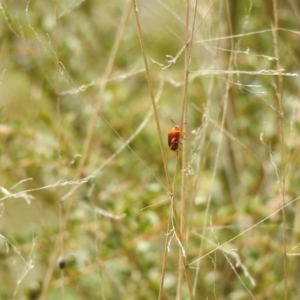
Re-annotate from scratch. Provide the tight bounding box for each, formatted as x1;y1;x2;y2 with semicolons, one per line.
0;0;300;299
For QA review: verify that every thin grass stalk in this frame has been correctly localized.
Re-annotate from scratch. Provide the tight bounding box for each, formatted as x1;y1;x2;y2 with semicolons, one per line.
130;1;195;298
191;75;214;295
272;0;288;298
130;1;172;189
192;0;235;295
177;0;198;299
130;1;175;299
176;0;190;294
53;1;66;298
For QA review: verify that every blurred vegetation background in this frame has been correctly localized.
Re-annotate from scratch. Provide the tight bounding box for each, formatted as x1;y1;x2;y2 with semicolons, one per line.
1;0;300;299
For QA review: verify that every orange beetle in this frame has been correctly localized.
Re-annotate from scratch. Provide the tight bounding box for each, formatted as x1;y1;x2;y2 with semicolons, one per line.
168;122;185;152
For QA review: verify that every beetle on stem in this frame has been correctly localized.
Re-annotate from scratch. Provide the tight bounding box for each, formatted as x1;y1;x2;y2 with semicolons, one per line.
168;120;185;152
